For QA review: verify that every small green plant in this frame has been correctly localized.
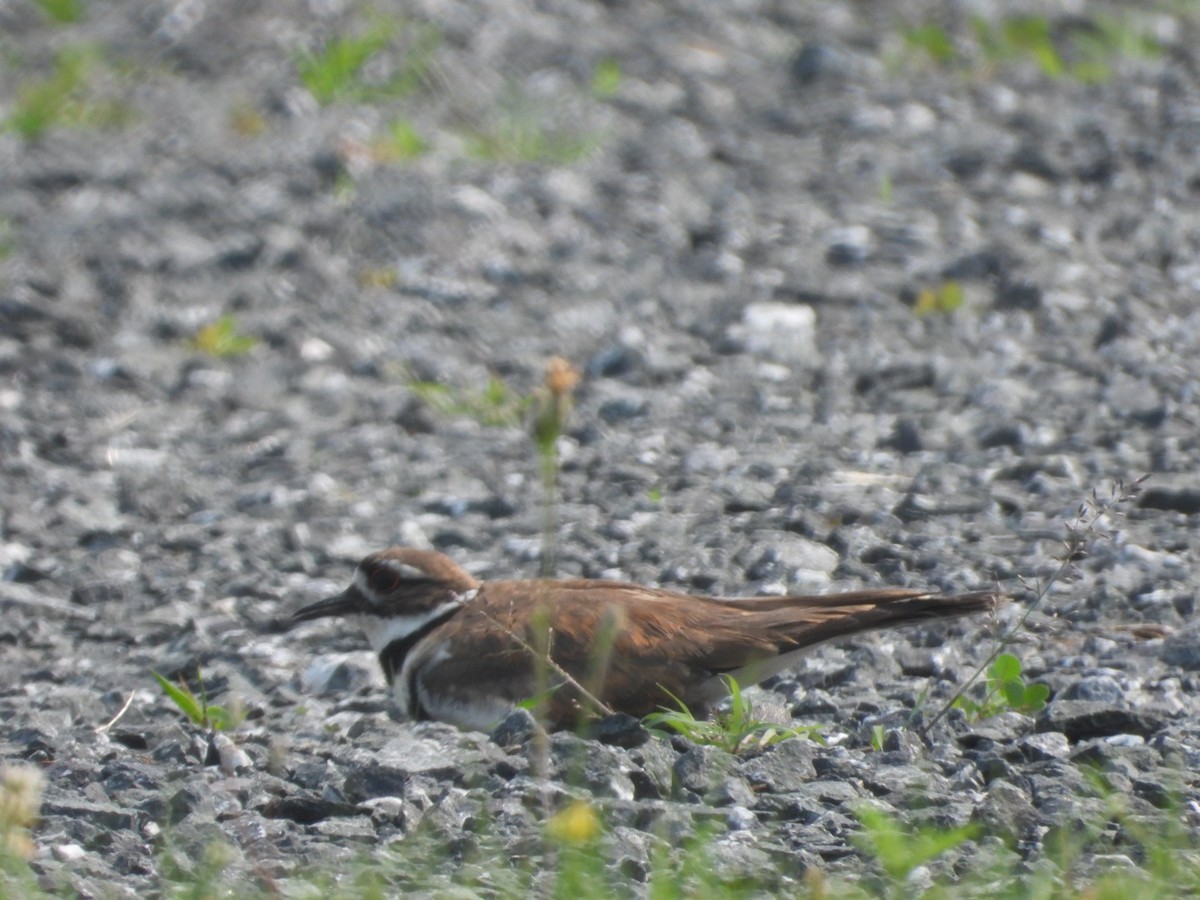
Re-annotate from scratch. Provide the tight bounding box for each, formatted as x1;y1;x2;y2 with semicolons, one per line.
465;115;595;164
152;670;240;731
952;652;1049;720
357;266;398;289
0;217;14;261
228;103;267;137
0;765;43;893
643;675;826;755
853;805;979;893
296;17;438;105
869;723;887;752
913;280;965;316
6;46;130;139
903;13;1160;84
298;18;395;103
876;172;894;204
373;118;427;161
190;315;259;358
408;376;529;427
904;23;957;65
33;0;83;23
590;58;622;99
974;15;1066;77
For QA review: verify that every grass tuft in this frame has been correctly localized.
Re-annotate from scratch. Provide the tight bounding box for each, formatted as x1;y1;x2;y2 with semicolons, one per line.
465;115;596;164
297;17;438;105
643;675;827;754
33;0;83;24
189;315;259;358
6;46;131;140
903;12;1161;83
152;669;242;732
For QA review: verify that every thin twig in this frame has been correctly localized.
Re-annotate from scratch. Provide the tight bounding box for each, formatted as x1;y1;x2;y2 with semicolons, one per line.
477;608;616;720
96;691;136;733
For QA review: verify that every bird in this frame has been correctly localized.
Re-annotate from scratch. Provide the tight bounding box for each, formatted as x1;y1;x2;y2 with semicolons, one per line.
291;547;1004;732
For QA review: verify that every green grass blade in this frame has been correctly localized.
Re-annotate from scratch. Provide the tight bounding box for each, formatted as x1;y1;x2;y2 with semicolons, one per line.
152;671;204;725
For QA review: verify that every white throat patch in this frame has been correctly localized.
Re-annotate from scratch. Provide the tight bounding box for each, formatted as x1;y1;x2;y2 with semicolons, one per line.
355;589;477;656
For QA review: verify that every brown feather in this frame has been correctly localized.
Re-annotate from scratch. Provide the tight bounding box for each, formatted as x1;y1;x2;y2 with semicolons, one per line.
412;578;1004;727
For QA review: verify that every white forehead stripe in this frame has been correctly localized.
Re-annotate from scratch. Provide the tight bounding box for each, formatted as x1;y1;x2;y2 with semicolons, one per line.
386;561;431;580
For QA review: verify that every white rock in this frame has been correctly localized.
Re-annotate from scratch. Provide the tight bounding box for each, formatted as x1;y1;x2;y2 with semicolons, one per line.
736;302;818;363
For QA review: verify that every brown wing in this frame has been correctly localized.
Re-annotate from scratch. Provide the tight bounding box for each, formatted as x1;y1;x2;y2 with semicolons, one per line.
415;579;1002;728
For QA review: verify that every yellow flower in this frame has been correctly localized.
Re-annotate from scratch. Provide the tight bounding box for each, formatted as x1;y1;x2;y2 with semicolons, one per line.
546;800;601;846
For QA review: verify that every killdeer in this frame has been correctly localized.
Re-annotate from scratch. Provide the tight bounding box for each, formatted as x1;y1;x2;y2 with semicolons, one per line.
292;548;1003;731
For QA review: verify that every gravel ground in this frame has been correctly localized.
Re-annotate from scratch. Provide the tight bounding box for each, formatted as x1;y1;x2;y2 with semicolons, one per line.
2;0;1200;895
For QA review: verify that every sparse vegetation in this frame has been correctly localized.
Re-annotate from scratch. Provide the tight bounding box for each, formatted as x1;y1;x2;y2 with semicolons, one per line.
0;766;43;894
6;46;131;139
854;805;980;893
465;115;596;164
643;675;828;754
0;217;14;261
912;281;965;316
32;0;83;24
590;58;622;99
152;669;242;732
903;12;1161;82
408;375;530;428
228;102;267;137
189;315;259;358
372;118;428;161
953;652;1050;720
296;17;438;105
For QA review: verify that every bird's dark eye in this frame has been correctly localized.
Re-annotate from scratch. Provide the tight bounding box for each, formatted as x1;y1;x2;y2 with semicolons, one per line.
368;567;401;594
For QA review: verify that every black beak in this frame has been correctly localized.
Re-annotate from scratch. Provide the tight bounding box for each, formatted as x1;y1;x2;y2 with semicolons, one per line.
292;585;364;623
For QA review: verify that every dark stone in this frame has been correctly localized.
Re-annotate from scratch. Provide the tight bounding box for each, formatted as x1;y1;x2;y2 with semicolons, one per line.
490;708;539;750
262;793;360;824
589;713;652;749
1010;143;1061;181
854;363;935;395
1162;628;1200;669
1037;701;1166;742
1139;487;1200;515
739;740;817;794
598;397;648;423
42;798;138;831
1017;731;1070;762
586;345;643;379
674;744;735;796
944;149;987;179
1058;676;1124;704
973;780;1039;838
549;732;636;799
343;760;410;803
789;43;849;85
994;279;1042;311
100;761;163;793
941;249;1011;281
958;714;1036;749
978;423;1025;449
826;242;869;267
1094;314;1127;348
879;418;922;454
